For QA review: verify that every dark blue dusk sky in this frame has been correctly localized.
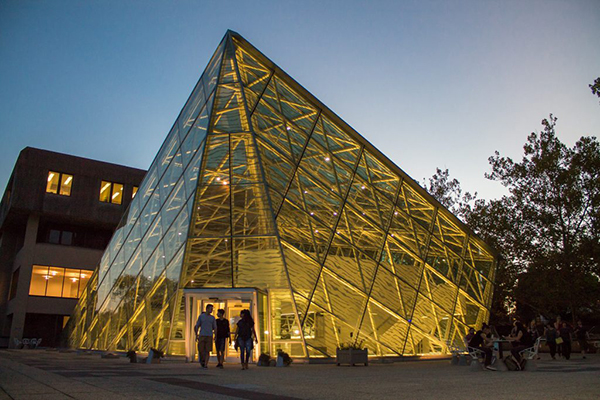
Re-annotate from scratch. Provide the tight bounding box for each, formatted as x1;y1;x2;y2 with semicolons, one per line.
1;0;599;200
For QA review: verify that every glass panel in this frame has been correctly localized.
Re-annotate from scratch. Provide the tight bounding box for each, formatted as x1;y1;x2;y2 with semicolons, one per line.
99;181;112;203
29;265;49;296
191;185;231;237
231;184;274;236
321;117;361;170
161;179;187;231
233;237;285;288
178;78;206;139
63;268;81;298
59;174;73;196
46;267;65;297
111;183;123;205
46;171;60;193
282;242;322;310
274;77;318;135
163;201;190;263
233;39;271;110
184;238;232;288
79;270;91;296
132;186;138;198
255;136;294;195
181;96;212;168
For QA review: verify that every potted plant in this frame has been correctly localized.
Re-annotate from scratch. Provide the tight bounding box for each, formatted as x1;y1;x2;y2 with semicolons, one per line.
336;339;368;366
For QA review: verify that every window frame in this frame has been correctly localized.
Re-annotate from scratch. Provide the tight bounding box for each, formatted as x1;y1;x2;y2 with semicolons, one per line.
28;265;92;299
46;171;73;196
99;180;124;205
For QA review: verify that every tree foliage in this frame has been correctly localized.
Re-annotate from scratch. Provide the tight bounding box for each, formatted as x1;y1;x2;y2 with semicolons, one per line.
590;77;600;103
428;115;600;323
423;168;476;221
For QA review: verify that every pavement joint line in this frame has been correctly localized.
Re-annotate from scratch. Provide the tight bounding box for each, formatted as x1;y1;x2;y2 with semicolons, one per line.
0;385;14;400
0;359;77;399
148;377;303;400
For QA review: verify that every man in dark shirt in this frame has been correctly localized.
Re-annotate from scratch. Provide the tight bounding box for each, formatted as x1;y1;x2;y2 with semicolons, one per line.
215;309;230;369
575;320;589;359
469;324;496;371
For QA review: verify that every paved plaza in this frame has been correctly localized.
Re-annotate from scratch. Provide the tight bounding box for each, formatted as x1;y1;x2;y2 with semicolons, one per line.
0;349;599;400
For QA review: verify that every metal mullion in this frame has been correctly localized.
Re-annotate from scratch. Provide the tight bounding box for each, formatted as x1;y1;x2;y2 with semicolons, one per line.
231;34;311;356
352;175;401;351
165;38;231;354
300;145;365;332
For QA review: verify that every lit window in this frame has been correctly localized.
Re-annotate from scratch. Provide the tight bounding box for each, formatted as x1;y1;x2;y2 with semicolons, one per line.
100;181;124;204
132;186;138;199
46;171;73;196
29;266;49;296
29;265;91;298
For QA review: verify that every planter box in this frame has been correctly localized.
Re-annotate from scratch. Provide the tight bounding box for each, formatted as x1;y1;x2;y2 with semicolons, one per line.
336;348;368;366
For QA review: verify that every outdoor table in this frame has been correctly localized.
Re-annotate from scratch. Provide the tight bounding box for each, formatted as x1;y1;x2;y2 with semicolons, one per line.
493;338;511;359
491;339;511;371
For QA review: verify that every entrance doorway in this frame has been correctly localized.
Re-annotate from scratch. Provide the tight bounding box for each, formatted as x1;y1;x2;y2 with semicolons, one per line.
184;289;260;363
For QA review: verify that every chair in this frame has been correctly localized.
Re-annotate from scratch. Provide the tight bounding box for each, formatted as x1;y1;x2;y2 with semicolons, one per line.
30;339;38;348
467;346;486;371
519;337;542;371
13;337;22;349
35;338;42;348
22;338;30;349
446;340;469;366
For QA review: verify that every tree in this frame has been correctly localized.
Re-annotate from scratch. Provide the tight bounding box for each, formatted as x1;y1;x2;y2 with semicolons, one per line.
423;168;476;222
590;77;600;103
427;115;600;324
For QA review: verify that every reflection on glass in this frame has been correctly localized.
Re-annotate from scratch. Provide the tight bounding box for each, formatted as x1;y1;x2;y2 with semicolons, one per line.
112;183;123;204
100;181;111;202
46;171;72;196
132;186;138;198
60;174;73;196
100;181;124;204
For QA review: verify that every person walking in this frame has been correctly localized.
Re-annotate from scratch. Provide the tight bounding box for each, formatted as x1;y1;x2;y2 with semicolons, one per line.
235;309;257;370
195;304;217;369
215;309;230;369
554;316;563;358
545;322;558;360
574;320;590;359
559;322;573;360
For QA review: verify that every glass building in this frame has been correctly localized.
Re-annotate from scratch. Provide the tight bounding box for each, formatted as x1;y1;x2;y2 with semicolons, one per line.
68;31;496;360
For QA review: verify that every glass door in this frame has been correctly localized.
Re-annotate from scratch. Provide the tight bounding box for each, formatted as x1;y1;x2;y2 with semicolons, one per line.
184;289;259;364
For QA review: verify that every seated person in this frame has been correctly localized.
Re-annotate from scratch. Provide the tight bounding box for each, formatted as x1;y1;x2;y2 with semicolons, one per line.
463;328;475;348
507;321;533;369
468;324;496;371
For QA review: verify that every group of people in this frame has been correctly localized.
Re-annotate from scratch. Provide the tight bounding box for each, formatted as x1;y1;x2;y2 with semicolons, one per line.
543;318;590;361
194;304;257;369
465;318;592;371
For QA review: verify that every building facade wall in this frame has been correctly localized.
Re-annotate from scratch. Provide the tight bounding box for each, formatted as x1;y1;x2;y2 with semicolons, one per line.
0;147;146;348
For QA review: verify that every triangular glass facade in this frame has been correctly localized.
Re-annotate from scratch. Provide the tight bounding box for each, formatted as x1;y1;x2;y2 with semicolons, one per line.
68;31;496;358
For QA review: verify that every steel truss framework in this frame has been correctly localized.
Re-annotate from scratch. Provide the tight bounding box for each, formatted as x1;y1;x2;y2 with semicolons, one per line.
68;31;496;358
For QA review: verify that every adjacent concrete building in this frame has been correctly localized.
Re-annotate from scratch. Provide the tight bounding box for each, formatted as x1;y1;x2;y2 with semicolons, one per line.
0;147;146;348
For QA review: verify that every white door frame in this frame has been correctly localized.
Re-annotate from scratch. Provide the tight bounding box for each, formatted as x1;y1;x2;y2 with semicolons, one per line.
184;288;259;362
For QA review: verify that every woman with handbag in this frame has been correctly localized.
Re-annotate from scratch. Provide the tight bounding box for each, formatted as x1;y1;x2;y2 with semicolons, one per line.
559;322;573;360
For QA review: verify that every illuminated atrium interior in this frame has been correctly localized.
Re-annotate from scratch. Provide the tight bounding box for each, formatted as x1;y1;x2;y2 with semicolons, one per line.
68;30;496;359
